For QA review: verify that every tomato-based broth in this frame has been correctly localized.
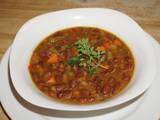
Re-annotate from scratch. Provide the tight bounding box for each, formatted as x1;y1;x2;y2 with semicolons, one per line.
29;27;134;104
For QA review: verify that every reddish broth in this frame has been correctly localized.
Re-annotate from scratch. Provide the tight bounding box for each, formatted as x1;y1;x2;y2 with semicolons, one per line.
29;27;134;104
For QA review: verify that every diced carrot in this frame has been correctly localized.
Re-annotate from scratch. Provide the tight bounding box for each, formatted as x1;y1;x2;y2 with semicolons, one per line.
71;47;78;56
96;46;106;51
28;64;33;71
46;76;56;85
72;90;80;97
47;54;59;64
103;42;110;49
114;39;121;46
104;37;110;42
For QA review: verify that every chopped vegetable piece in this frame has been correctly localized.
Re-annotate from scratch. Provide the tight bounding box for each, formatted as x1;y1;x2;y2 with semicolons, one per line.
68;56;81;65
46;76;56;85
114;39;121;46
47;54;59;64
71;47;78;56
103;42;110;49
96;46;106;51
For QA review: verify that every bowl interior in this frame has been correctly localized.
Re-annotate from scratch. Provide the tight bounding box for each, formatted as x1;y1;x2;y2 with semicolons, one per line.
9;8;157;111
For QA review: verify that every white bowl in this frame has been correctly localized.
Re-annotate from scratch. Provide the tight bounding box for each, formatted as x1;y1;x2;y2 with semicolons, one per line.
9;8;157;111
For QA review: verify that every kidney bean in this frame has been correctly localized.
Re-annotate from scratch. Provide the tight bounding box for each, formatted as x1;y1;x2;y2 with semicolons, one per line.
69;80;79;88
122;74;131;81
80;89;91;97
79;97;95;103
55;84;67;92
57;90;72;99
103;84;111;97
79;97;88;104
87;97;95;103
39;51;48;58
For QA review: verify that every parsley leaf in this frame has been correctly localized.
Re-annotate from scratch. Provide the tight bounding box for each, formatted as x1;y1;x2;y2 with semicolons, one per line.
68;56;81;66
73;38;105;75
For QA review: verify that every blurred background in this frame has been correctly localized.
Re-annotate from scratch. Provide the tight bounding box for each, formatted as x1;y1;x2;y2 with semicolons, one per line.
0;0;160;119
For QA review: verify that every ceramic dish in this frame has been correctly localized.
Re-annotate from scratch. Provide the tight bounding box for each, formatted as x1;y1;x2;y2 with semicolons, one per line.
1;32;160;120
9;8;157;111
0;48;143;120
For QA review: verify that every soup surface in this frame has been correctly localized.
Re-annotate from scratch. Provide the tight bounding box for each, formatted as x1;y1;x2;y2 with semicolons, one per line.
29;27;134;104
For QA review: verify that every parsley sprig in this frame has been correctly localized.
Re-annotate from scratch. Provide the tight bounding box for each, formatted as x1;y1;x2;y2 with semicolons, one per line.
69;38;106;75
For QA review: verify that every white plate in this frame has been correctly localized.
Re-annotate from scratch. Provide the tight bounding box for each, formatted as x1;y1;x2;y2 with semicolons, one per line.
9;8;157;111
0;32;160;120
0;45;143;120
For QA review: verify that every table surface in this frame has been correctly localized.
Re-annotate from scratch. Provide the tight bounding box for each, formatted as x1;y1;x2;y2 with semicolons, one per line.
0;0;160;120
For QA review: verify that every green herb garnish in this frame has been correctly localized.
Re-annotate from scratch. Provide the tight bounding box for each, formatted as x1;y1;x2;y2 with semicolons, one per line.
68;56;81;65
69;38;106;75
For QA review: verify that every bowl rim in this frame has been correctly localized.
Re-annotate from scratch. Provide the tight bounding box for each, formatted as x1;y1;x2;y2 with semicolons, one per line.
9;8;158;111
